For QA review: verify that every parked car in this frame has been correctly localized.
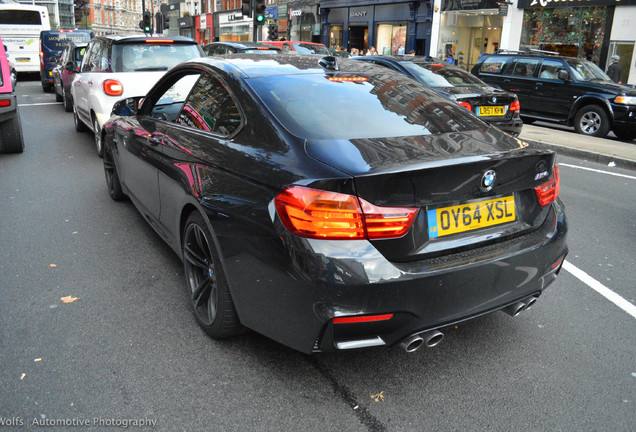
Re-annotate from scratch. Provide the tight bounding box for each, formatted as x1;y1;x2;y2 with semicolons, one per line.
101;54;567;354
471;50;636;140
260;40;331;55
52;41;87;111
202;41;281;56
354;55;523;136
71;35;203;157
39;29;94;92
0;37;24;153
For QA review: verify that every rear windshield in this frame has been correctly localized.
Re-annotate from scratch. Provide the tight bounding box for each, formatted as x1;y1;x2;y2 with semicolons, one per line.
0;10;41;25
292;43;330;55
240;48;280;54
41;31;93;55
73;46;87;62
112;42;202;72
247;73;485;140
403;62;487;88
478;56;510;74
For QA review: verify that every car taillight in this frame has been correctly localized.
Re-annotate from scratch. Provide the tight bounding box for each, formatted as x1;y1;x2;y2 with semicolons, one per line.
0;99;11;108
534;164;560;207
510;99;520;113
457;101;472;111
103;79;123;96
274;186;418;240
39;49;44;67
333;314;394;324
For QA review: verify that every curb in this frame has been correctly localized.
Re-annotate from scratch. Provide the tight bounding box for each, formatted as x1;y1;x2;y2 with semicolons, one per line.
523;138;636;171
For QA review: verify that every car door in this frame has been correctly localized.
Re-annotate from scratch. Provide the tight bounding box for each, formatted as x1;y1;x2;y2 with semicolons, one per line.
73;40;102;125
503;57;540;114
533;58;574;120
154;69;244;244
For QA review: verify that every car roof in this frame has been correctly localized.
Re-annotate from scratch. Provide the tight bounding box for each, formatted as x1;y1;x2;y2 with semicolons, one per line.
205;41;281;50
264;40;326;46
94;35;197;44
184;54;386;79
482;50;579;61
354;55;452;67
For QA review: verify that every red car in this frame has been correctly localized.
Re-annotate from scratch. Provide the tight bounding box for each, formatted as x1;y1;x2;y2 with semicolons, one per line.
0;37;24;153
260;40;331;55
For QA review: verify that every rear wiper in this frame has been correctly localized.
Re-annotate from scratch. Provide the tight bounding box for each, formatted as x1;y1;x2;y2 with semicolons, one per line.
134;66;169;71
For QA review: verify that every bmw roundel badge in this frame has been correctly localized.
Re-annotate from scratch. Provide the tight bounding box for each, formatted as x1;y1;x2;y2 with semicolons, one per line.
481;170;496;192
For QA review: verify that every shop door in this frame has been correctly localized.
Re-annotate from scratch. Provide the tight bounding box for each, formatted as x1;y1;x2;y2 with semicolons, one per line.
349;26;368;52
608;42;634;84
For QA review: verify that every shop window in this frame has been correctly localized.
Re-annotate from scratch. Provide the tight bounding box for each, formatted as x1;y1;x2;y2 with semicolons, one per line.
376;23;406;56
329;25;343;50
608;41;633;84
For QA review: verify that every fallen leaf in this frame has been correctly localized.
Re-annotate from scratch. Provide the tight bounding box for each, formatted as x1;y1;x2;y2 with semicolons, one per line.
20;373;25;380
34;358;42;362
370;391;384;403
49;264;57;268
61;296;79;303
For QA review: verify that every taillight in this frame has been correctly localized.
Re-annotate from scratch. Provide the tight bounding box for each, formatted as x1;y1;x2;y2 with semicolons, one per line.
39;49;44;67
333;314;394;324
457;101;472;111
510;99;520;113
103;79;123;96
534;164;560;207
0;99;11;108
274;186;418;240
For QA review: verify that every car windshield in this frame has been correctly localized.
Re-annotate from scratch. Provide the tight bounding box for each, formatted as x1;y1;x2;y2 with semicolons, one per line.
565;58;611;82
247;72;484;140
292;43;330;55
113;42;202;72
402;62;487;88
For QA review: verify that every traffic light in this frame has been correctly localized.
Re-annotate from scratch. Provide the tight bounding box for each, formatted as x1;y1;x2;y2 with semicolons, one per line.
241;0;251;18
139;11;152;34
267;24;277;41
155;12;164;33
253;0;265;25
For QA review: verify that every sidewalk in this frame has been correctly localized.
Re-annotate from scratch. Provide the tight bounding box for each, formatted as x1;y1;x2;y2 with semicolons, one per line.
519;122;636;170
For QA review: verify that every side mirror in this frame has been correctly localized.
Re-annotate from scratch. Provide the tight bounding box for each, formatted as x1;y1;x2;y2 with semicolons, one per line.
66;61;78;72
112;97;143;117
558;70;569;81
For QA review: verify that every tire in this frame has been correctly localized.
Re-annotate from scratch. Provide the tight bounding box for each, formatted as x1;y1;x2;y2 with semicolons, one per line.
521;117;536;125
42;82;52;93
613;128;636;141
54;85;63;102
103;139;125;201
63;88;73;112
93;117;103;158
0;112;25;154
574;105;610;138
183;212;242;339
73;106;89;132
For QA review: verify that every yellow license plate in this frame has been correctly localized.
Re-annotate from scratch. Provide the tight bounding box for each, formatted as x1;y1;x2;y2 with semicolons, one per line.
16;58;29;63
427;196;515;238
478;106;505;116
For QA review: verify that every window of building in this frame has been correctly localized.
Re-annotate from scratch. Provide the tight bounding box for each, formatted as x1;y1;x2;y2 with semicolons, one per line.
376;23;406;55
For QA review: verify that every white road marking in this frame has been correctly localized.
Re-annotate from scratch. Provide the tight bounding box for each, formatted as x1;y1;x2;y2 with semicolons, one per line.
18;102;62;107
559;163;636;180
563;260;636;319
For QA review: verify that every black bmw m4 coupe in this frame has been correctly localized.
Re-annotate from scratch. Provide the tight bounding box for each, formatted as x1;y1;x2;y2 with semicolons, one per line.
101;54;567;353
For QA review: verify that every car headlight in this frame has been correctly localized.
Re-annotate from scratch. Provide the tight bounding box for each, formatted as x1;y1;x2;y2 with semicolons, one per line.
615;96;636;105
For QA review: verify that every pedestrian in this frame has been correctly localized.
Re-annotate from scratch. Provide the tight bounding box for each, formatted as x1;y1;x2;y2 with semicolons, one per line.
445;54;455;65
606;54;622;83
367;46;376;56
397;45;405;55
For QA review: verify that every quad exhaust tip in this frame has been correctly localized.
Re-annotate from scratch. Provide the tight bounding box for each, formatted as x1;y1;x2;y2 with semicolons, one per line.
502;296;539;317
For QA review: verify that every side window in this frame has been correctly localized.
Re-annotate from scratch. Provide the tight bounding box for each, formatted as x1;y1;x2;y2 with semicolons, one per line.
282;43;292;52
95;41;111;72
479;56;509;74
511;58;540;77
81;43;96;72
149;72;201;122
538;59;564;80
177;72;242;136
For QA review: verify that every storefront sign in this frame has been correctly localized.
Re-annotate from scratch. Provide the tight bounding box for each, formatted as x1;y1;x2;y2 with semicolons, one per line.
200;14;206;27
179;16;194;28
442;0;500;11
350;11;367;17
349;7;371;22
498;3;509;15
227;14;244;21
518;0;635;8
289;9;302;17
265;7;278;20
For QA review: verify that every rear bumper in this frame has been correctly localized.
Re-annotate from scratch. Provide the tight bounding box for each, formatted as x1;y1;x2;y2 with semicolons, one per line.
490;116;523;136
223;198;568;353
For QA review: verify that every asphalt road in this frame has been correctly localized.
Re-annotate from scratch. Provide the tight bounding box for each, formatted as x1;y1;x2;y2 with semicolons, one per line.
1;79;635;432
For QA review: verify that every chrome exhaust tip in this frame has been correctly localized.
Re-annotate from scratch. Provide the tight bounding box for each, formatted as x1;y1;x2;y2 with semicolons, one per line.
423;330;444;348
502;301;527;317
524;296;538;311
399;334;424;353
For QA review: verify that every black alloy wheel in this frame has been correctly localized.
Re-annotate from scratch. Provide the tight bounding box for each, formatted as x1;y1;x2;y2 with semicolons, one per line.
103;140;125;201
183;213;241;339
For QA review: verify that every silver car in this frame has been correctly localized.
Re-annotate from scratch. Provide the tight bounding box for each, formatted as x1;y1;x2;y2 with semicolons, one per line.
71;35;203;157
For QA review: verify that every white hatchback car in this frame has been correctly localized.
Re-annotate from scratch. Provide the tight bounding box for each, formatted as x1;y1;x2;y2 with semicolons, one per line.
71;35;203;157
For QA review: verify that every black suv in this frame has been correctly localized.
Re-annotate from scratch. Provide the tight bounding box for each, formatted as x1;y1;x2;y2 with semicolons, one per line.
472;51;636;140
